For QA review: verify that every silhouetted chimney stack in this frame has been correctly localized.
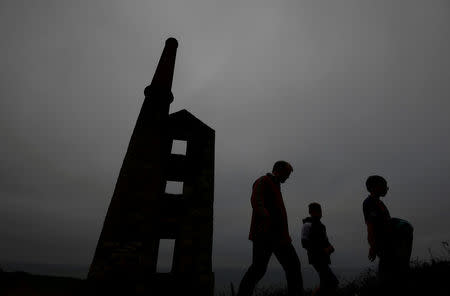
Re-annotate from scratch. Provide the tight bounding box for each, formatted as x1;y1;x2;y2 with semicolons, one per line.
145;37;178;96
89;37;215;296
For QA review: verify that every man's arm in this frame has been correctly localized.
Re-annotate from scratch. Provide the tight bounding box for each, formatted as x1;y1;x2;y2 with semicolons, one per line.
367;222;377;261
363;200;378;261
251;179;270;218
367;222;376;247
323;226;335;254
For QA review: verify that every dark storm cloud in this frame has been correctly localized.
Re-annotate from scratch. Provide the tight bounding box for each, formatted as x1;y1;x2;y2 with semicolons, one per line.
1;0;449;279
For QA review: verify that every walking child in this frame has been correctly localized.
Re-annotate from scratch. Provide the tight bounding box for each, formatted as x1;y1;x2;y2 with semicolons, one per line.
301;203;338;296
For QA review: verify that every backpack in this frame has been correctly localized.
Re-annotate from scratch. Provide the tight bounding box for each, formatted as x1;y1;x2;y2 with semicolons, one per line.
388;218;414;263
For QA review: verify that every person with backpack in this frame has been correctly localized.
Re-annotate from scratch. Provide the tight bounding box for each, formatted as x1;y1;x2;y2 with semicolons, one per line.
301;202;338;296
363;175;413;293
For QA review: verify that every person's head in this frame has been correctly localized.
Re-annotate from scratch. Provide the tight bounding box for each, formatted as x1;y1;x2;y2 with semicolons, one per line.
272;161;293;183
366;175;389;197
308;202;322;219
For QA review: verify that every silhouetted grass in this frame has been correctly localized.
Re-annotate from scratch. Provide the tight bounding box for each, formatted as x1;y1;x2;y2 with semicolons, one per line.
219;245;450;296
0;270;84;295
2;243;449;295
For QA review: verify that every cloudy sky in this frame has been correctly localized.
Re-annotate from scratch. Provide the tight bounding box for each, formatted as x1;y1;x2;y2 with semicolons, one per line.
1;0;449;286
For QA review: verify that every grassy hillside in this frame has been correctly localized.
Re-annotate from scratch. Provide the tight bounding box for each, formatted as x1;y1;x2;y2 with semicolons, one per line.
1;257;449;295
0;271;84;296
219;257;450;296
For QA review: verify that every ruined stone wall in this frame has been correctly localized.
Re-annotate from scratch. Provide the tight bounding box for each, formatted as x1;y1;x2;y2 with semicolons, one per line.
88;38;215;296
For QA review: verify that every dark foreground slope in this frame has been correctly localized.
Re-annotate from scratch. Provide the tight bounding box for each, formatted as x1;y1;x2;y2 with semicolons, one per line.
336;259;450;296
219;259;450;296
1;259;449;295
0;271;84;296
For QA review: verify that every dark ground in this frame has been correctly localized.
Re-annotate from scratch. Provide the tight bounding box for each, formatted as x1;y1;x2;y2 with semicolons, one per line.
1;258;449;295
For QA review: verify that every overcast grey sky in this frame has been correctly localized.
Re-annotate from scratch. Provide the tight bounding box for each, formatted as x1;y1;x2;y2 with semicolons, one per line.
1;0;449;283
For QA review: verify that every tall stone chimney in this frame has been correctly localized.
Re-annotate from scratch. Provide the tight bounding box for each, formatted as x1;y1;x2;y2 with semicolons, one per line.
88;38;215;296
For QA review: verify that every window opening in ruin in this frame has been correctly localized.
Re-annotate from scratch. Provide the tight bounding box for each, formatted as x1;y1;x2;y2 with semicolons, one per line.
165;181;183;195
171;139;187;155
157;239;175;273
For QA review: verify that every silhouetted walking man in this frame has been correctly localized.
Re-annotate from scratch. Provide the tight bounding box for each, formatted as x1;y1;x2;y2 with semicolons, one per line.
237;161;304;296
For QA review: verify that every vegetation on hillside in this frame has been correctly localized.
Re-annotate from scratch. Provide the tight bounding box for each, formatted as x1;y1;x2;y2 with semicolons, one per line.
2;243;449;295
220;242;450;296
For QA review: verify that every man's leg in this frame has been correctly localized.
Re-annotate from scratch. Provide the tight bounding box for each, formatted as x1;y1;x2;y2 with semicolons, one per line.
274;243;304;296
378;255;396;296
312;264;338;296
236;241;273;296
